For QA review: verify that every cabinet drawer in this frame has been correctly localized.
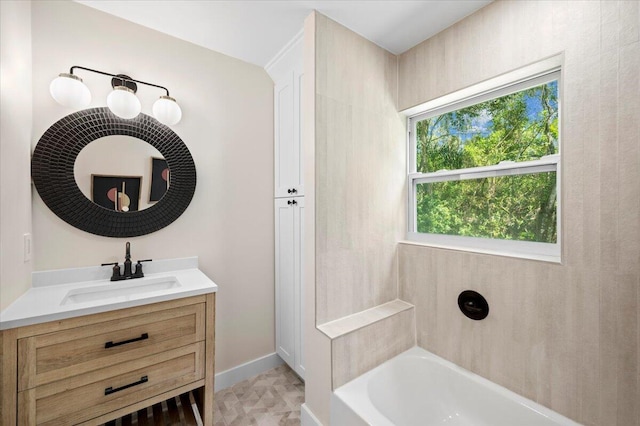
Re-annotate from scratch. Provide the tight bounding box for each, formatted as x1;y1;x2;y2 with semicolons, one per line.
18;303;205;390
18;342;204;426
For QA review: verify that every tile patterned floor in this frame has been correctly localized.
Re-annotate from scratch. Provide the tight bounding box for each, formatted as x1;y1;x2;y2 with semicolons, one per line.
214;364;305;426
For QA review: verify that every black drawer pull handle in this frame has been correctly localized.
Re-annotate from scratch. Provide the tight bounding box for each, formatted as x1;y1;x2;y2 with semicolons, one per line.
105;333;149;349
104;376;148;396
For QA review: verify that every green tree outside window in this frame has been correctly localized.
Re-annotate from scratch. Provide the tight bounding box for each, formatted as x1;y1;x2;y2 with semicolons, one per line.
415;81;558;243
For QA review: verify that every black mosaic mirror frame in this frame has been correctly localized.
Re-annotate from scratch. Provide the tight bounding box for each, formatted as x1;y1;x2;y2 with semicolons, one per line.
31;107;196;237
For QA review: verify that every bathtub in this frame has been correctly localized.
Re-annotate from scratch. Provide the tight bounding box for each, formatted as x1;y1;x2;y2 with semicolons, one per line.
331;347;580;426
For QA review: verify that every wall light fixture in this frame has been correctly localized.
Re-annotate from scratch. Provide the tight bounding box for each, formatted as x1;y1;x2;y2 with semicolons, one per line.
50;66;182;125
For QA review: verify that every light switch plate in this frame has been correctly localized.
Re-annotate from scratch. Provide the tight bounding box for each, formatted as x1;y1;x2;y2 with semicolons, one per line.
23;233;32;262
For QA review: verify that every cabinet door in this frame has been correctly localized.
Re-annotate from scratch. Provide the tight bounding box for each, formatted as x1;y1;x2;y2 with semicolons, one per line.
275;198;296;367
274;67;304;198
274;197;305;377
293;197;305;378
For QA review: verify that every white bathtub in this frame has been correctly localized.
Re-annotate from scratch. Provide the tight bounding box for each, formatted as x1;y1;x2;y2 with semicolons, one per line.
331;347;581;426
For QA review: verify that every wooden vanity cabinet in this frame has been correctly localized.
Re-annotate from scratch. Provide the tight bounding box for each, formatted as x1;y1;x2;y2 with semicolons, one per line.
0;293;215;426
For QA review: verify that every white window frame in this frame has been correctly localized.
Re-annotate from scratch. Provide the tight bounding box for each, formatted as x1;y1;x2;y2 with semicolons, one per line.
406;66;562;263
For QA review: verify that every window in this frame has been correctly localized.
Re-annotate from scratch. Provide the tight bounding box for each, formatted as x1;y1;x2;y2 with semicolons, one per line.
407;70;561;262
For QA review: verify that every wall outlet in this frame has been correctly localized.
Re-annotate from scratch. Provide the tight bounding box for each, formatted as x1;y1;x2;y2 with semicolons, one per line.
23;233;32;262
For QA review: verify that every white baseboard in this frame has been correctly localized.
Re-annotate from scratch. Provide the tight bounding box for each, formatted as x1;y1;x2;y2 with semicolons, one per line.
214;352;284;392
301;403;322;426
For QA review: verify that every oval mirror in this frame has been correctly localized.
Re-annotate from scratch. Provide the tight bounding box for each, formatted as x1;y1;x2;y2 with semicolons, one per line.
74;136;170;212
32;107;196;237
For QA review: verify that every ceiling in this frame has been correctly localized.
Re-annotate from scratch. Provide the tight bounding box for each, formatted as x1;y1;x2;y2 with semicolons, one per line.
76;1;492;68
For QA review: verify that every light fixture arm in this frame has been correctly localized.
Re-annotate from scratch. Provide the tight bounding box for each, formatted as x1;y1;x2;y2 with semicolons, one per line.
69;65;171;96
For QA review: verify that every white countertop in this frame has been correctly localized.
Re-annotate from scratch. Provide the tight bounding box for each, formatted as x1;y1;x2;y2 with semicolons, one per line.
0;257;218;330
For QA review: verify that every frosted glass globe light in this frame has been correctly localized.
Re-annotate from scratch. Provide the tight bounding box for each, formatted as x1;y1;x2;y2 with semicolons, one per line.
49;73;91;109
106;86;141;119
153;96;182;125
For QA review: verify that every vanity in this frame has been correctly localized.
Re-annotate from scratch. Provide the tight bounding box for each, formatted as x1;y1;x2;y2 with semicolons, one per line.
0;257;217;425
2;78;215;424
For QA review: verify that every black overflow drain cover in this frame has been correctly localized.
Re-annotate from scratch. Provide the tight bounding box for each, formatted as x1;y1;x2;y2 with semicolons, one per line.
458;290;489;320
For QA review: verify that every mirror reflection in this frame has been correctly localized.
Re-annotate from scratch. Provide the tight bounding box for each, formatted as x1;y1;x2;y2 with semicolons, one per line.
74;136;170;212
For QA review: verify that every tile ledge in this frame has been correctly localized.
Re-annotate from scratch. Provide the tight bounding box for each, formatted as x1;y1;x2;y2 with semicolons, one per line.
317;299;414;340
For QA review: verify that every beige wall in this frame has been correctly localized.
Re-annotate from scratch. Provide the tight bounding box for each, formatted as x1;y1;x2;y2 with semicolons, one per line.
30;1;275;373
398;1;639;425
314;13;406;325
0;1;33;311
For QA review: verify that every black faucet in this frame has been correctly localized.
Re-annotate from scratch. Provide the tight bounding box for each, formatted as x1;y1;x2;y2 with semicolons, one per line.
123;242;133;278
101;242;152;281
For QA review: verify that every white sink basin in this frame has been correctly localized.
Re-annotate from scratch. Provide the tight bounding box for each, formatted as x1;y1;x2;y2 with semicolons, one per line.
61;276;181;305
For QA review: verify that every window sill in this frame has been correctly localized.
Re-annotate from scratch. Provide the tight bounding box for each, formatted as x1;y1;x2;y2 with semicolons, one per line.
401;234;562;264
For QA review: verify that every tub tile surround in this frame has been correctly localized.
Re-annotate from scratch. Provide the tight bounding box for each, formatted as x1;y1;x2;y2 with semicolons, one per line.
314;12;406;325
396;1;639;425
398;245;550;398
307;12;411;422
305;2;639;425
317;299;413;339
331;307;415;389
315;299;415;389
